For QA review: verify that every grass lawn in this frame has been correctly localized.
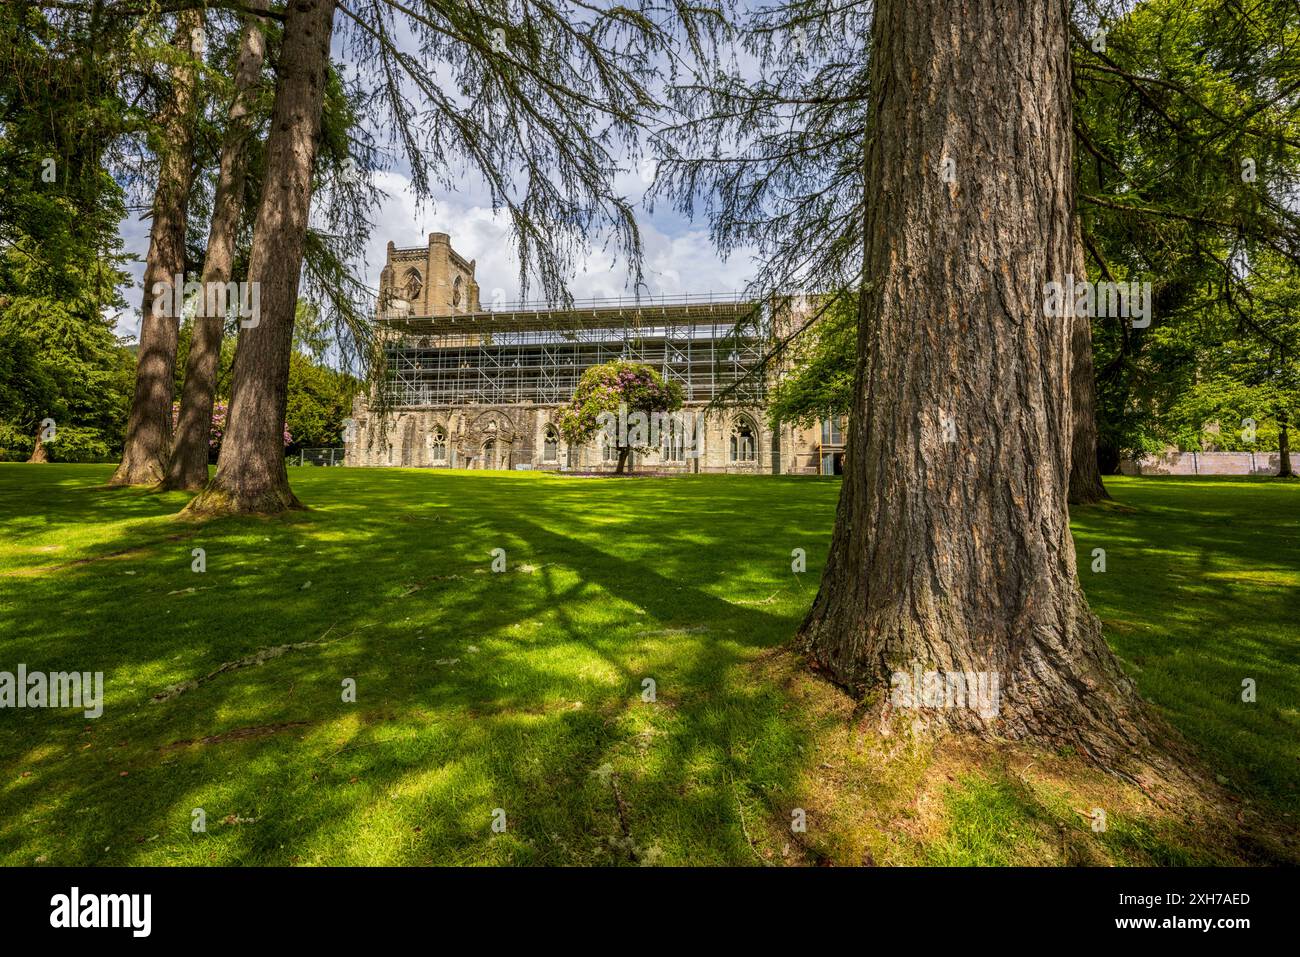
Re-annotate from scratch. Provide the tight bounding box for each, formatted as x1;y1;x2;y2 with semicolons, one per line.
0;464;1296;866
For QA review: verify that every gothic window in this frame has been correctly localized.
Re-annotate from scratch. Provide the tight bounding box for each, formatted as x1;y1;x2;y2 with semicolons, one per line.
430;427;447;462
483;439;496;469
403;268;422;303
662;416;684;462
543;426;559;462
452;274;463;308
730;418;756;462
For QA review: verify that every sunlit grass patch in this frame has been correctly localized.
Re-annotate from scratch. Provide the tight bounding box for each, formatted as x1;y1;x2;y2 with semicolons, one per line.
0;464;1295;865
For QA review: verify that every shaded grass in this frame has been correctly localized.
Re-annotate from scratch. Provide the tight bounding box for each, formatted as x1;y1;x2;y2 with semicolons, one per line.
0;465;1295;865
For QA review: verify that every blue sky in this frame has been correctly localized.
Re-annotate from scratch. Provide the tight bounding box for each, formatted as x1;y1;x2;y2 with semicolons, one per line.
113;169;759;342
110;9;761;343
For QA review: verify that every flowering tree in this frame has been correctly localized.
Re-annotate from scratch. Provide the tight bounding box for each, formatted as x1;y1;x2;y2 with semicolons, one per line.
558;362;683;474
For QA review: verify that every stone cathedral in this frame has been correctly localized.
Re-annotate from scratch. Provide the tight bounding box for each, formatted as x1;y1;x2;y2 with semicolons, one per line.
344;233;844;475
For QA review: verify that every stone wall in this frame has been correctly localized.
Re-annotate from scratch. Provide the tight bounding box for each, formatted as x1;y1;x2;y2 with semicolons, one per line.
345;398;827;474
1120;451;1292;476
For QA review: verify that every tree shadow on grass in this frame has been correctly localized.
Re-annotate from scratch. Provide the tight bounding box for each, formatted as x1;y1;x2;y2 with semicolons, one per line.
1071;477;1300;812
2;468;1294;865
0;467;838;865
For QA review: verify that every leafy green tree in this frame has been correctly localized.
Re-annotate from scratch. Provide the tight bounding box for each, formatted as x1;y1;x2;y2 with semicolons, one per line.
558;361;683;474
766;293;855;430
0;2;136;461
1161;251;1299;473
0;297;134;462
1073;0;1300;478
285;351;359;450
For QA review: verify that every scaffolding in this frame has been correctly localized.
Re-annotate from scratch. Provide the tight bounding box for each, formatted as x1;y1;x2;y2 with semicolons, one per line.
380;293;769;407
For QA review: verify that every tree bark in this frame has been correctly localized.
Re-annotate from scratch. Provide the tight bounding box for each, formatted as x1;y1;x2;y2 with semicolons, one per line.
1279;411;1293;478
1068;241;1111;505
163;1;269;491
28;426;49;463
797;0;1162;770
616;446;630;474
108;11;203;486
184;0;337;516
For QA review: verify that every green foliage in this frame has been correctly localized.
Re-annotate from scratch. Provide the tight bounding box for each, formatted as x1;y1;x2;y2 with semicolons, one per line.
1073;0;1300;462
557;361;683;452
286;351;361;450
0;297;134;462
765;294;856;429
0;4;137;462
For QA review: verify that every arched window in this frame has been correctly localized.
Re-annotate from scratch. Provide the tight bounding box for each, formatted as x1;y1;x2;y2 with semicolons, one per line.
662;415;684;462
452;275;463;308
430;427;447;463
601;436;616;463
543;426;559;462
730;419;756;462
482;439;496;469
403;268;422;303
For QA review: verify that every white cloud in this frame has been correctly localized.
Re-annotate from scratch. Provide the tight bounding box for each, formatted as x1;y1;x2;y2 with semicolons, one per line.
358;170;757;306
113;169;756;343
111;211;153;340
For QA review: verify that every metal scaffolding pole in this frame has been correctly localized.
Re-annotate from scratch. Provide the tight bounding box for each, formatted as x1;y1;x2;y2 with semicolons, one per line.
379;294;768;408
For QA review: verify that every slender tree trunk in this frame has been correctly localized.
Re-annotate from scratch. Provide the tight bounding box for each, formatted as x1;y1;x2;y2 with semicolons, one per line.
28;426;49;463
797;0;1162;770
1279;412;1293;478
184;0;337;516
108;11;203;486
616;446;630;474
163;1;269;491
1068;239;1110;504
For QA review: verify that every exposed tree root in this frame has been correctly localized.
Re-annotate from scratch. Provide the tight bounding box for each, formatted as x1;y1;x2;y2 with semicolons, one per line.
179;481;305;519
150;624;357;702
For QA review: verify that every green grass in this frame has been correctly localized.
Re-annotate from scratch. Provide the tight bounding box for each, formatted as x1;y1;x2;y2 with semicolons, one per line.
1070;478;1300;805
0;465;1295;866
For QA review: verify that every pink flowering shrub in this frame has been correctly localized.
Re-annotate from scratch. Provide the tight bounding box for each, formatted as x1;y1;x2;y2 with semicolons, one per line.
557;361;683;470
172;401;292;455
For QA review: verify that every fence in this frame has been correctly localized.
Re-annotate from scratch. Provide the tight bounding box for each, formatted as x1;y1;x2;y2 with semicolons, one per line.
294;447;345;467
1119;451;1291;476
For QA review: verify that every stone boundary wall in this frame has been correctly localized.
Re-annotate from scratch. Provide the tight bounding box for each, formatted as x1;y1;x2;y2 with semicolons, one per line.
1120;451;1291;476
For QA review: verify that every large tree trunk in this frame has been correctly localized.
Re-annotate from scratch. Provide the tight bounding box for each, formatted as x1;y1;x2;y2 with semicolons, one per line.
107;11;203;486
184;0;337;516
1279;412;1293;478
163;1;269;491
1067;243;1110;505
797;0;1161;770
616;446;630;474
